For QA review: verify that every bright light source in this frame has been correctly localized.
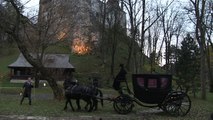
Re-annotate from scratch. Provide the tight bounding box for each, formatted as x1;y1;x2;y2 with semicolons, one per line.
72;38;91;55
43;83;47;87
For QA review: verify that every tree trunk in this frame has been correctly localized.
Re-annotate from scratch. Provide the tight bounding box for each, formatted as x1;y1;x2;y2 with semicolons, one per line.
190;0;207;100
34;69;40;88
207;46;213;92
110;45;115;79
126;42;133;71
35;76;40;88
44;75;63;100
200;49;207;99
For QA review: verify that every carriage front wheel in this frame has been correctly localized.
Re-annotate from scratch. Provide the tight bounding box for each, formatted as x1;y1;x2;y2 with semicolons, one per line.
113;94;134;114
161;91;191;116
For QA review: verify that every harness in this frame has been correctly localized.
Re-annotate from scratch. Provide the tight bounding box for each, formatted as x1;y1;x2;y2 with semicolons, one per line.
65;84;97;97
66;84;78;93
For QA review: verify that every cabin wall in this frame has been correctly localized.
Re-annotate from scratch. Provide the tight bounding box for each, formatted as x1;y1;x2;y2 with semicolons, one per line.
9;67;73;83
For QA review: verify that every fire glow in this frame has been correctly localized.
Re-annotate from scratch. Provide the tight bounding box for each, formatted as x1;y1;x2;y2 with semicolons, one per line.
72;38;91;55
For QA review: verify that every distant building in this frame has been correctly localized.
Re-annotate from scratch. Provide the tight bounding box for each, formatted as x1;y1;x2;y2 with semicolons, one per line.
38;0;126;55
8;53;75;83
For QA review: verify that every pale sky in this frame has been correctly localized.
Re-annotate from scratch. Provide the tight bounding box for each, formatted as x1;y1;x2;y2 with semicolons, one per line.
21;0;39;8
21;0;39;16
21;0;189;16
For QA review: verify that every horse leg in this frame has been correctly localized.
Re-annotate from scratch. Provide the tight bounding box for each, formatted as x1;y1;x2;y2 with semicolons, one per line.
84;101;89;110
68;99;75;111
64;99;68;110
99;90;104;107
92;98;98;111
83;97;91;112
76;99;81;110
87;98;93;112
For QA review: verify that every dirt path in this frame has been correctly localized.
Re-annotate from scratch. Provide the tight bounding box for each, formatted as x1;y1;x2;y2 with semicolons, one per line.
0;108;164;120
0;114;140;120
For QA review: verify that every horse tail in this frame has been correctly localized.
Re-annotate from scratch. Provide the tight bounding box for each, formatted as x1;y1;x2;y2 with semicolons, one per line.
97;89;103;107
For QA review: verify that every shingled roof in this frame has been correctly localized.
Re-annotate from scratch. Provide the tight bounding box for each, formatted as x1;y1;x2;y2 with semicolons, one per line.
8;53;75;69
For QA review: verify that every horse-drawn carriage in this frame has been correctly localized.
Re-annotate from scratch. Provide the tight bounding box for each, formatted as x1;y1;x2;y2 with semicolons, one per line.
64;74;191;116
113;74;191;116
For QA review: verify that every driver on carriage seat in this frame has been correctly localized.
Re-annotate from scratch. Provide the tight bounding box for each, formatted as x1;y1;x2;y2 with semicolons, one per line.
113;64;128;94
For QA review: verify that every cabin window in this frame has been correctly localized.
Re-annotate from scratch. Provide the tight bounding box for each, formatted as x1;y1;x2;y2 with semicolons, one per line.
161;78;168;88
137;77;144;87
148;79;157;88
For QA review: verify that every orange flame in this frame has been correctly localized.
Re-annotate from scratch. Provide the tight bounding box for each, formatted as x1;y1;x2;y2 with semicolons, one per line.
72;38;91;55
57;31;66;40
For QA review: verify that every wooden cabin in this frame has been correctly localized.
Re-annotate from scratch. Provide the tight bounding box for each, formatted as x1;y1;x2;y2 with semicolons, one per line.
8;53;75;83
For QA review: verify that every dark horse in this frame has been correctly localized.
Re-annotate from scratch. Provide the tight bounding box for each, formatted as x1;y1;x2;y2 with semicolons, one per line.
64;84;103;112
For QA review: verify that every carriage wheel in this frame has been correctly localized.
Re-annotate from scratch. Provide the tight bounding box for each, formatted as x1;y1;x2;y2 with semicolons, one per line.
113;94;134;114
162;91;191;116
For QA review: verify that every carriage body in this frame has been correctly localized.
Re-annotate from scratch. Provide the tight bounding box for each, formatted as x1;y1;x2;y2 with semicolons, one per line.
132;74;172;104
113;74;191;116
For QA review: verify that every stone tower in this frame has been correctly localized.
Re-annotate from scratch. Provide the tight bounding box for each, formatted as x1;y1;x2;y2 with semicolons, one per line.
38;0;125;55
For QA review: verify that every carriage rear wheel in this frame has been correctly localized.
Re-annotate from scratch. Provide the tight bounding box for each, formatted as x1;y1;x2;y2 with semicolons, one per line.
161;91;191;116
113;94;134;114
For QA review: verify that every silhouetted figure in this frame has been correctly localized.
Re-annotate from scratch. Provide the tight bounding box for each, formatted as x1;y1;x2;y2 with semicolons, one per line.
63;74;78;90
20;77;33;105
113;64;127;91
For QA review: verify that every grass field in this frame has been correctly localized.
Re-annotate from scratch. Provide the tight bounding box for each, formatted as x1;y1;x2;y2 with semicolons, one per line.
0;44;213;119
0;51;19;75
0;87;212;120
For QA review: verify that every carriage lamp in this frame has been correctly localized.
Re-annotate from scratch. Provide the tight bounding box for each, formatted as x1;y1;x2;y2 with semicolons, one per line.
43;83;47;87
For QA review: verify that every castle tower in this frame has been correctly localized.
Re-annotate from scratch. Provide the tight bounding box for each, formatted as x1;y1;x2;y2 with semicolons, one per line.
38;0;126;55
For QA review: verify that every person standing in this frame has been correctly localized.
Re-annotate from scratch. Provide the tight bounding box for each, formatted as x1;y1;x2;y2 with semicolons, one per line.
20;77;33;105
113;64;127;92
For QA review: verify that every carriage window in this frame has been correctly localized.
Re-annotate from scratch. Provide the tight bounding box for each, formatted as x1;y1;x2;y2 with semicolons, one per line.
148;79;157;88
161;78;168;88
137;78;144;87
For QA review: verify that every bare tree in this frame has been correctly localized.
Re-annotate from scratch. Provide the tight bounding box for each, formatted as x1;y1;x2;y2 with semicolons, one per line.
205;0;213;92
148;11;161;73
160;4;183;72
122;0;141;72
185;0;209;99
98;0;108;66
105;0;126;79
121;0;175;73
205;0;213;49
0;0;76;99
